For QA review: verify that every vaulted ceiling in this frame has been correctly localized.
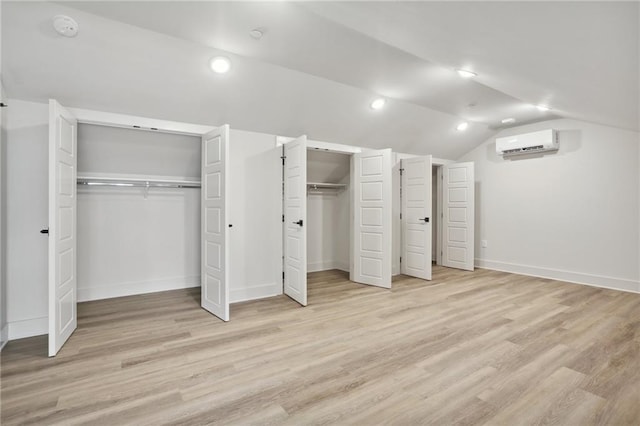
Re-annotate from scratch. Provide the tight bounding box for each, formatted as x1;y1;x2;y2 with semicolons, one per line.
2;1;638;159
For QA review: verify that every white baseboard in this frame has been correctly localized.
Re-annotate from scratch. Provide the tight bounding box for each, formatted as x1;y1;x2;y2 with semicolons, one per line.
475;259;640;294
8;316;48;340
230;282;282;303
78;275;201;302
308;260;349;273
1;324;9;350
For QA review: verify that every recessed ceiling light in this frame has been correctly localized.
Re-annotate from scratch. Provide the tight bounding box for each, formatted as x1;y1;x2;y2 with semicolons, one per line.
53;15;79;37
249;29;264;40
370;98;386;110
536;105;551;111
456;69;477;78
501;118;516;124
456;122;469;131
210;56;231;74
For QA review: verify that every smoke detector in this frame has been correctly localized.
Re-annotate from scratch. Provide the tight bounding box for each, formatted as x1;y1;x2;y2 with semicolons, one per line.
249;28;265;40
53;15;79;37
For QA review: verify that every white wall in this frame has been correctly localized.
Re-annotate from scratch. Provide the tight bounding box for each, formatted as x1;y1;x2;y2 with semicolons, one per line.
0;23;8;347
459;118;640;292
5;99;49;339
227;129;282;302
4;99;284;340
306;151;350;273
307;193;350;272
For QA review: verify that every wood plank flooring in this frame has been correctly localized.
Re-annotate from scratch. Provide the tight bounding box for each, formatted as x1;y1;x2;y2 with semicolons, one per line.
2;266;639;425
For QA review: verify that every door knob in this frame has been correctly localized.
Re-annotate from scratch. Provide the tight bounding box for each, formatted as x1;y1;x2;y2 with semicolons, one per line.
421;217;429;223
40;228;49;234
293;220;303;226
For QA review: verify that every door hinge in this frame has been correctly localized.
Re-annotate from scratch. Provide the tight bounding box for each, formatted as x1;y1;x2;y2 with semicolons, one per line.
282;214;285;222
399;168;404;175
281;155;286;166
400;256;402;263
400;213;402;220
282;271;285;280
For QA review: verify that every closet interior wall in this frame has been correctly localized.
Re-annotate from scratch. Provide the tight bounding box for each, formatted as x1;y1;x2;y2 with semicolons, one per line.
77;124;201;302
306;150;350;273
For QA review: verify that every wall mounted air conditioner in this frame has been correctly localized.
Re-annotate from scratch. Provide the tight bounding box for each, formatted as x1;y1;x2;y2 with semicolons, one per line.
495;129;558;156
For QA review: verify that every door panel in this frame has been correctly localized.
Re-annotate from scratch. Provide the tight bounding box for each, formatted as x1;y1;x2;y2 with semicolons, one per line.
201;125;230;321
352;149;392;288
401;156;432;280
442;162;475;271
48;99;78;356
283;136;307;306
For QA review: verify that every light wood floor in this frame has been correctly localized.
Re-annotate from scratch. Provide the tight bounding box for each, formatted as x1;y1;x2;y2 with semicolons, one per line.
2;267;639;425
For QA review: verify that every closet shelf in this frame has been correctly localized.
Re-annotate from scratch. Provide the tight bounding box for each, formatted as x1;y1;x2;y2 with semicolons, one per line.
77;177;201;189
307;182;347;194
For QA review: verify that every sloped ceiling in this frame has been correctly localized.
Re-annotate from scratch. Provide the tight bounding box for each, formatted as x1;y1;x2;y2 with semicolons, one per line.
2;1;637;160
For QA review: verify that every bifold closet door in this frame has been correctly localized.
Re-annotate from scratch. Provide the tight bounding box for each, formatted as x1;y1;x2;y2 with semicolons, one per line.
401;156;432;280
442;162;475;271
201;125;231;321
352;149;392;288
283;135;308;306
48;99;78;357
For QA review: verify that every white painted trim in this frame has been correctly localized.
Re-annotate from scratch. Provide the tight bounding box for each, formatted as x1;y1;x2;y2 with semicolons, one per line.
1;324;8;350
230;283;282;303
9;317;48;340
77;172;201;183
78;276;201;302
432;157;454;166
476;259;640;294
277;136;362;154
70;107;215;136
307;261;350;273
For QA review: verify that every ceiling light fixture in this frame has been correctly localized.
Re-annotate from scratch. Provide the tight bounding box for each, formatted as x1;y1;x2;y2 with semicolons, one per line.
456;122;469;131
210;56;231;74
249;29;264;40
370;98;386;110
456;69;477;78
53;15;79;37
501;118;516;124
536;105;551;111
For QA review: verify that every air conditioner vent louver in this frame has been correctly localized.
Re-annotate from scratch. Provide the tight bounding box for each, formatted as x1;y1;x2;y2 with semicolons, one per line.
496;130;558;157
503;145;544;154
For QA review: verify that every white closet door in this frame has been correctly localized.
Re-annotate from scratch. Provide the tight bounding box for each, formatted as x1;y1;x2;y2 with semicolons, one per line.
283;136;308;306
352;149;392;288
401;156;432;280
201;125;230;321
48;100;78;357
442;162;475;271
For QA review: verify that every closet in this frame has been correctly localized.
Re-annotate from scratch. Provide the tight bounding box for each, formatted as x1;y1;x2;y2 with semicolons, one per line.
281;140;476;309
47;99;230;356
282;136;394;307
306;149;350;273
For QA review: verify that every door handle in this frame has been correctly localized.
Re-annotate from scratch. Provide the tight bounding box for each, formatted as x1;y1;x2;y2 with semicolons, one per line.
40;228;49;234
293;220;303;226
421;217;429;223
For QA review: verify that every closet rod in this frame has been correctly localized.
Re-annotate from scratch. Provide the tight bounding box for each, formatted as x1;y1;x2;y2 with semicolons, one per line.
307;182;347;190
77;178;201;189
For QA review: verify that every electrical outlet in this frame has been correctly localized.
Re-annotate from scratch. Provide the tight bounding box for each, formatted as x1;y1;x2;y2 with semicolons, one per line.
481;240;488;248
